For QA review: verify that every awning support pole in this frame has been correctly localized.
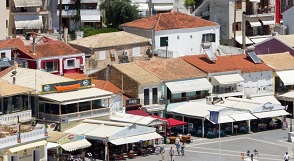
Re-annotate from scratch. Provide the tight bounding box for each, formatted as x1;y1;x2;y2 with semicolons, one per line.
231;122;234;134
182;116;185;134
202;118;205;138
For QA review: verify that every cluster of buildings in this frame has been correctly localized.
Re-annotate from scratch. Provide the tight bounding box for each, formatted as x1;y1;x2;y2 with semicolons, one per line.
0;1;294;161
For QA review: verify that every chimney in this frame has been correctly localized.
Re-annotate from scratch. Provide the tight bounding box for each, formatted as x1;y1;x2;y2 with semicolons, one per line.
275;0;281;24
32;36;36;55
64;28;68;43
106;64;110;81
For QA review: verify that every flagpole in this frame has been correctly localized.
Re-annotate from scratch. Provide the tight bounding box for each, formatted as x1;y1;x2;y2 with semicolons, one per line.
219;115;221;161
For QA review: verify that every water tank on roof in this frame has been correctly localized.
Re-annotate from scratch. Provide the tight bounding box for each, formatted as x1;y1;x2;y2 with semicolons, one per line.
274;25;288;35
75;31;84;40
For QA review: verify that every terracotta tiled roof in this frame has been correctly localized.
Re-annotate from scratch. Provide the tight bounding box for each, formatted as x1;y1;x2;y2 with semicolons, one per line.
120;12;219;31
136;58;206;81
63;73;89;80
0;80;35;97
258;52;294;71
181;54;273;74
0;38;24;48
112;63;161;84
0;67;14;78
62;73;122;93
92;79;122;94
17;41;82;59
69;31;149;49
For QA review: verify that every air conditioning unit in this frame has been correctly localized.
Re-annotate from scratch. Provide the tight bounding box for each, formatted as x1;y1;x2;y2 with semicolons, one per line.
110;53;116;58
80;64;84;70
206;96;213;105
272;32;278;36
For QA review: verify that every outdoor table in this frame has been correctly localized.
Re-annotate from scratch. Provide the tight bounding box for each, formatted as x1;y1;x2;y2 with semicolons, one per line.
258;123;267;131
269;122;278;129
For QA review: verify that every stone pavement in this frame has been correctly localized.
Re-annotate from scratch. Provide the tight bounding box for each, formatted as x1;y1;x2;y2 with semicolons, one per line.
130;127;292;161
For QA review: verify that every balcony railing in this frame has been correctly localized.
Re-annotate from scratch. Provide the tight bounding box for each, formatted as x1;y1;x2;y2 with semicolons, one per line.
168;94;209;103
0;110;32;124
38;108;110;122
244;85;274;96
57;9;77;16
0;127;45;149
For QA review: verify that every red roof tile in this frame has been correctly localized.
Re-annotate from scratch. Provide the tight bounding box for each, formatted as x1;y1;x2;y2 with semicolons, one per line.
0;38;24;49
63;73;89;80
136;58;206;81
0;67;14;78
92;79;122;94
121;12;219;31
181;54;273;73
17;41;82;59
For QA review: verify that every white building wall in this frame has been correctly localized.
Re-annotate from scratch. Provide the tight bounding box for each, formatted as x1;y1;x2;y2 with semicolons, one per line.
155;26;220;57
0;49;12;60
241;70;274;97
0;0;12;40
282;8;294;34
209;0;246;41
138;83;162;105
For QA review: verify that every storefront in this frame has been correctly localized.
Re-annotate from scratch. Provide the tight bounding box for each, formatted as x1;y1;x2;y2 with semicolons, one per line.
0;140;47;161
167;100;256;137
47;132;91;161
65;119;162;160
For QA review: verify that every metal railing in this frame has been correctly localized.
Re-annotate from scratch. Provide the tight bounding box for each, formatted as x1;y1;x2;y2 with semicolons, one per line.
0;127;45;149
0;110;32;124
38;108;110;122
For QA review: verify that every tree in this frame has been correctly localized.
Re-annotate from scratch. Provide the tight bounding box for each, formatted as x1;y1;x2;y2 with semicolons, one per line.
100;0;140;28
184;0;197;12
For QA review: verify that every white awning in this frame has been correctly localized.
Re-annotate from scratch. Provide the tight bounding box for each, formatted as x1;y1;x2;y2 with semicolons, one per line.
250;37;271;44
276;70;294;85
229;113;257;121
135;3;149;11
259;17;275;25
154;5;173;11
280;91;294;99
14;14;43;29
39;88;112;104
235;36;254;45
80;10;101;22
47;142;60;149
208;115;235;124
14;0;42;7
247;17;262;27
251;95;281;105
165;78;212;94
110;132;162;145
9;140;47;153
213;74;244;84
60;139;91;151
253;110;289;118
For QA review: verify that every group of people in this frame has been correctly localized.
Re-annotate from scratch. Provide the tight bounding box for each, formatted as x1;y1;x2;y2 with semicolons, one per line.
160;137;186;161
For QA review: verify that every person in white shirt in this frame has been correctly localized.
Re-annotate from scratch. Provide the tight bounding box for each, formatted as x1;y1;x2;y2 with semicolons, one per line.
284;152;289;161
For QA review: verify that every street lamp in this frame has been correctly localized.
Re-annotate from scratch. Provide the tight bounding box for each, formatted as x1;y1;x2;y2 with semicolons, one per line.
291;114;293;132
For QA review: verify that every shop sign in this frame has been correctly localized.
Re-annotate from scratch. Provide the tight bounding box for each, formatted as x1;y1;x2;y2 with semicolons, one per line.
19;149;32;160
126;98;140;105
262;103;274;112
58;134;85;145
41;78;92;94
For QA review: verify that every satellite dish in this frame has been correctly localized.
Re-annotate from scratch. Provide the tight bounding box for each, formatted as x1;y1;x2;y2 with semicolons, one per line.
146;49;152;58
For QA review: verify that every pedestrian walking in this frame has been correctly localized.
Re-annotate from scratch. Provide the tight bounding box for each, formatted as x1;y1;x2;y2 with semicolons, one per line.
160;146;165;161
175;137;180;155
169;147;174;161
181;143;186;156
284;152;289;161
250;153;254;161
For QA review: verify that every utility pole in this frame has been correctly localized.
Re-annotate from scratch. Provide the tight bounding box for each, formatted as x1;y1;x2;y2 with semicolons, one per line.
59;0;62;35
233;0;237;47
242;11;246;49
